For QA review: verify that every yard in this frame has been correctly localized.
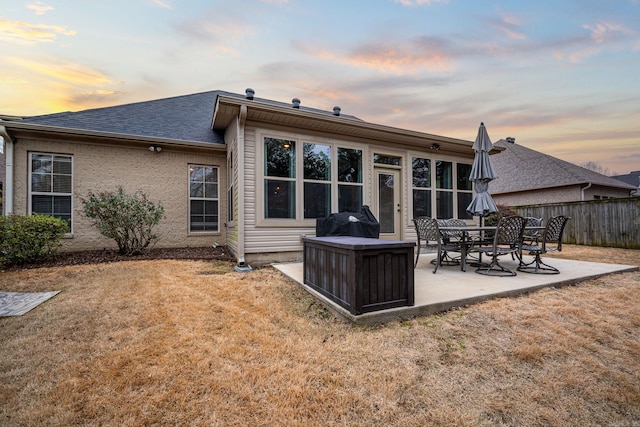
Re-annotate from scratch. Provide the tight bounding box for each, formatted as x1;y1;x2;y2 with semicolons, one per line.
1;245;639;426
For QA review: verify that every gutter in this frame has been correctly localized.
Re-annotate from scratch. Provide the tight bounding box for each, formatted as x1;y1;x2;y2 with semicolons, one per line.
233;105;252;272
0;125;13;214
1;121;226;151
581;182;592;201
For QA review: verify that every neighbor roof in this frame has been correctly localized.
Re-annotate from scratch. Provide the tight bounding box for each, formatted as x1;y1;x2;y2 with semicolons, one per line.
489;139;636;194
611;171;640;188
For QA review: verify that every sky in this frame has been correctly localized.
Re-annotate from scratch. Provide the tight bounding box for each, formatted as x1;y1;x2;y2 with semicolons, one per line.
1;0;639;175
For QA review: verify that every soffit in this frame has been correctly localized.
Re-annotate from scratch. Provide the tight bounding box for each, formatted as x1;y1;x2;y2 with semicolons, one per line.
212;96;504;157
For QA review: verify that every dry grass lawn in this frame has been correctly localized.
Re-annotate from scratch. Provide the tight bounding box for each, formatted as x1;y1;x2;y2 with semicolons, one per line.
1;245;639;426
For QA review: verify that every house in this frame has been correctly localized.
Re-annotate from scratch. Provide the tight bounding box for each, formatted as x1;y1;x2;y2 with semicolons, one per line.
1;89;491;265
489;137;636;206
611;171;640;196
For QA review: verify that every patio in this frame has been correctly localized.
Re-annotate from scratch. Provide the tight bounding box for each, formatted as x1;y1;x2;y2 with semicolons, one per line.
274;253;638;325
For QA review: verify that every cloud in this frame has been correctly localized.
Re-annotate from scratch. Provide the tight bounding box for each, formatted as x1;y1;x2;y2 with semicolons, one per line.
259;0;289;4
26;2;54;15
492;13;526;40
583;21;633;44
393;0;447;6
0;17;76;44
6;57;111;85
173;17;253;53
293;36;454;74
151;0;172;9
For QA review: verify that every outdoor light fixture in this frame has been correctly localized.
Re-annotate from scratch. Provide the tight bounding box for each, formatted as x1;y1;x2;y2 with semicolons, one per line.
149;145;162;152
430;143;441;151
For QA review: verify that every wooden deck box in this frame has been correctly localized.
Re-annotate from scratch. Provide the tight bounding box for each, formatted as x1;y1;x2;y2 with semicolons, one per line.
303;236;415;315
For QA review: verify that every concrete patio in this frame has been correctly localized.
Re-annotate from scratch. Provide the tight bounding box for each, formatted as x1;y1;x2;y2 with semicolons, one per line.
274;253;638;325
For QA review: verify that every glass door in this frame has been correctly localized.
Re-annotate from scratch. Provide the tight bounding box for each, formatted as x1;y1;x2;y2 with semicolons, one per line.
375;168;401;240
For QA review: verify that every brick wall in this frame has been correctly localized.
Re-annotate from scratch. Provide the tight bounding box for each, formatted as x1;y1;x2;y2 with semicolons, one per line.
12;137;227;251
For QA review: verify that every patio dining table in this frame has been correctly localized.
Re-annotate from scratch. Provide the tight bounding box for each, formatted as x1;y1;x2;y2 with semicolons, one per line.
438;225;546;272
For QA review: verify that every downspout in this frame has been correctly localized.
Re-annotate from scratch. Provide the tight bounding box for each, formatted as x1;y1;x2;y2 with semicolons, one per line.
581;182;592;201
234;105;252;272
0;125;13;215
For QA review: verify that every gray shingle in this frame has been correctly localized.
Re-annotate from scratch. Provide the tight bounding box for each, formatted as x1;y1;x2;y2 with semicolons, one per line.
20;90;360;145
490;139;636;193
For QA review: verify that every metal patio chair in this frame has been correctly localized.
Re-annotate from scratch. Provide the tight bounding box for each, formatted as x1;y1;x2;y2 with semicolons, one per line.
518;215;570;274
473;215;526;276
412;217;462;273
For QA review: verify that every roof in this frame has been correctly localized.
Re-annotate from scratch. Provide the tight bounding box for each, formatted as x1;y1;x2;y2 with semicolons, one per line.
17;91;226;144
611;171;640;188
2;89;482;155
489;139;637;194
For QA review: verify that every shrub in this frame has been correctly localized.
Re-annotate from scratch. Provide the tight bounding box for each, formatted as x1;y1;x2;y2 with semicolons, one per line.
484;204;518;226
0;214;68;267
82;187;164;256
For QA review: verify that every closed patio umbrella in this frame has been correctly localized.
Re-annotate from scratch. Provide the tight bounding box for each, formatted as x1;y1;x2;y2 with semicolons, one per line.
466;122;498;219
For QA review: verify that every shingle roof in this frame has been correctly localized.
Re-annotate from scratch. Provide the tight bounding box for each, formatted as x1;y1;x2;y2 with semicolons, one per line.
18;90;361;145
489;139;636;194
22;90;226;144
611;171;640;188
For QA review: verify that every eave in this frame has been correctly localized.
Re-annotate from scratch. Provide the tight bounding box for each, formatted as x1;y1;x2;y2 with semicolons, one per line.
0;120;226;151
212;95;504;157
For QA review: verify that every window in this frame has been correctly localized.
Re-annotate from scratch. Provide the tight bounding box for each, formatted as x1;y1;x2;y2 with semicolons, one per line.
412;156;472;220
436;160;453;219
412;157;431;218
189;165;219;232
457;163;473;219
29;153;72;230
303;143;331;218
264;138;296;219
337;147;363;212
260;135;364;224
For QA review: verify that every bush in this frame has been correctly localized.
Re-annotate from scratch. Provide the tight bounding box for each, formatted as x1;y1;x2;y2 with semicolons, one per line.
82;187;164;256
484;204;518;226
0;214;68;267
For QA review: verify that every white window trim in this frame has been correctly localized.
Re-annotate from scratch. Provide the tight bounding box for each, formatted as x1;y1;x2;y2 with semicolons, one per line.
188;164;221;235
28;151;73;235
410;152;474;220
255;130;367;227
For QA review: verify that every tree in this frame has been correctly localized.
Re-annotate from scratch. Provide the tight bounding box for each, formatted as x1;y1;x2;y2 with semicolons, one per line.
579;161;614;176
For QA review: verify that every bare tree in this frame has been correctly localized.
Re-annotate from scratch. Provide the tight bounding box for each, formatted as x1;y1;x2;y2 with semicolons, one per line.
579;161;615;176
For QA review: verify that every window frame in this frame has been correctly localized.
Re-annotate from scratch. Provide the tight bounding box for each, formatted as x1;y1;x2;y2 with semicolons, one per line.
256;131;366;227
188;164;220;234
411;153;473;220
28;152;73;234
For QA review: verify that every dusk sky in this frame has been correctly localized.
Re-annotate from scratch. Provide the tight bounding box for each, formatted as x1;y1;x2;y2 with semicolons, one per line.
1;0;639;174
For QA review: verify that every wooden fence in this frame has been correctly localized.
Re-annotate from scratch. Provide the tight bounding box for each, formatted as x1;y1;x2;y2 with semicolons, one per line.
513;197;640;249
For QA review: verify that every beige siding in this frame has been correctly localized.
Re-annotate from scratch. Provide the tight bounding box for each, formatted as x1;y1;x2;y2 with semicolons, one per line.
242;128;473;263
224;122;239;256
13;137;226;251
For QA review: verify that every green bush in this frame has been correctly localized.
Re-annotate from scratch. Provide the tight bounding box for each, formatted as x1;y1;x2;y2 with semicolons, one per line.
484;204;518;227
0;214;68;267
82;187;164;255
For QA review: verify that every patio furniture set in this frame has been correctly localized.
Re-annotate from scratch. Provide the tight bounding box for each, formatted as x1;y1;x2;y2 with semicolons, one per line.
413;215;571;277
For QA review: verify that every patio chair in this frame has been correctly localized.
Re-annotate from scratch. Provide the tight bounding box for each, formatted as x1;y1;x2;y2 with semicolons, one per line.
412;217;462;273
511;216;543;260
473;215;526;276
518;215;570;274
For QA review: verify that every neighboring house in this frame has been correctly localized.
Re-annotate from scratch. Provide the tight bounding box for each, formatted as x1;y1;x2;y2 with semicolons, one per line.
1;89;491;265
489;137;636;206
611;171;640;196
